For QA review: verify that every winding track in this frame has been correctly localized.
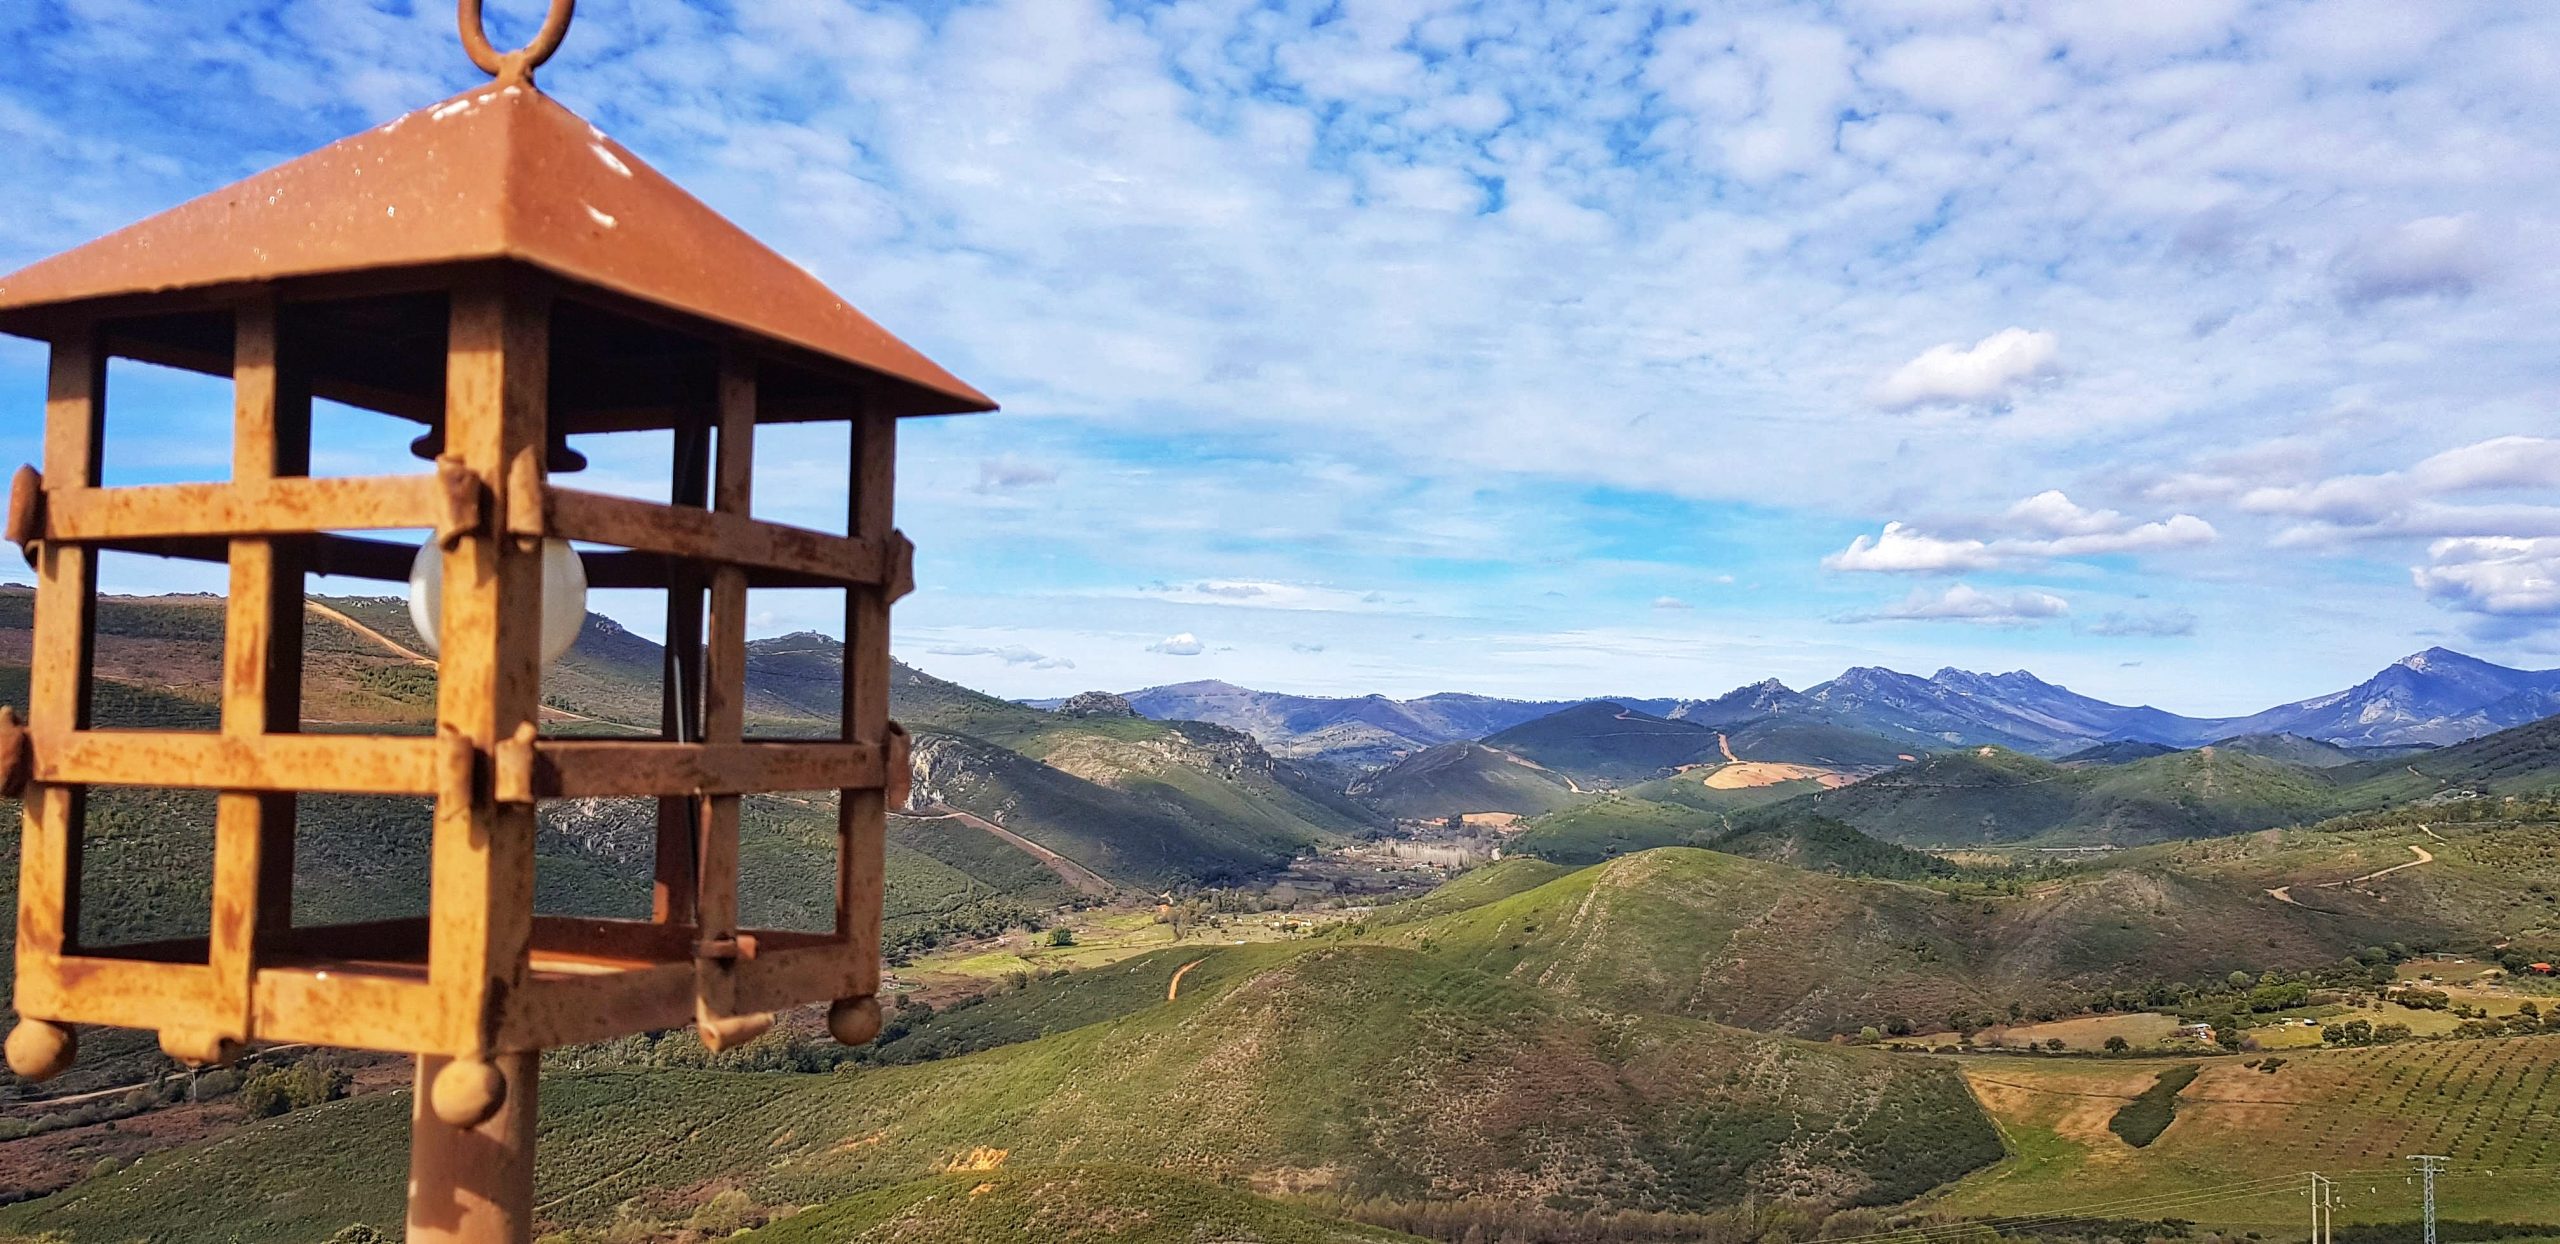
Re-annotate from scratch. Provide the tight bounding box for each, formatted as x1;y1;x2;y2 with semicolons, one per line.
2265;838;2435;906
909;803;1114;897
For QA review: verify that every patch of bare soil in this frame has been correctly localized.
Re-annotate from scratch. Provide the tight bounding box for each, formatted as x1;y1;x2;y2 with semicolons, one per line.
1700;762;1854;790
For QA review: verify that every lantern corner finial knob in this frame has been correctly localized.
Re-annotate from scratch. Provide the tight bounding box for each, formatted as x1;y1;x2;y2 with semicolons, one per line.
828;996;882;1047
430;1056;508;1128
159;1029;244;1069
6;1019;76;1082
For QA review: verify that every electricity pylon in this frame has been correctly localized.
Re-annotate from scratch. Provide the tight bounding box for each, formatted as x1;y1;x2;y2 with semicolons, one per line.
2409;1155;2449;1244
2308;1172;2334;1244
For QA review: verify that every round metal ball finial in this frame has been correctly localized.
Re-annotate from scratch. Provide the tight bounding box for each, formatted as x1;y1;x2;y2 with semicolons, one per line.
5;1019;76;1082
828;996;883;1047
430;1057;510;1128
459;0;576;85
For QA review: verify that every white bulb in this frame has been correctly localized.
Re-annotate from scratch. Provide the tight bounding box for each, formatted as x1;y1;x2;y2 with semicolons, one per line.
408;538;590;670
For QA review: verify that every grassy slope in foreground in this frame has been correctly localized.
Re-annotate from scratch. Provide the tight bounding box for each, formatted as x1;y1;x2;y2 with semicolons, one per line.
0;945;2001;1241
736;1166;1428;1244
1942;1036;2560;1228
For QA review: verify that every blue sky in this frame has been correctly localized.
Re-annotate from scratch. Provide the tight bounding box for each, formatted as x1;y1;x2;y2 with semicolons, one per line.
4;0;2559;714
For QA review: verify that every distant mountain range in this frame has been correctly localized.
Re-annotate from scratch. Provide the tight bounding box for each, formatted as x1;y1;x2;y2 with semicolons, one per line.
1063;647;2560;772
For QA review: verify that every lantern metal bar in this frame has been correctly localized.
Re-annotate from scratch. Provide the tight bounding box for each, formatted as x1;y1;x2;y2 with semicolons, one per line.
492;738;886;801
47;473;475;540
516;484;902;589
35;731;449;794
16;956;216;1032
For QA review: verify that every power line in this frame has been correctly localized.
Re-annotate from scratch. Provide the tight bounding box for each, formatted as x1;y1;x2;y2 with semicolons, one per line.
2409;1155;2448;1244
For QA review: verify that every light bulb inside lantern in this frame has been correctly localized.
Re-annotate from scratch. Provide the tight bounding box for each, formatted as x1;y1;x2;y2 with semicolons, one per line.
407;538;589;669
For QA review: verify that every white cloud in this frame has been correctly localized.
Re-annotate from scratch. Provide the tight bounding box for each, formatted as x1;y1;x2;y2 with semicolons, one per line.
1871;328;2060;410
927;643;1077;670
1827;492;2215;573
16;0;2560;703
1147;632;1206;655
1131;580;1401;612
1839;583;2071;625
2083;608;2199;638
1652;595;1693;610
2414;538;2560;617
2334;215;2492;307
2241;436;2560;538
1824;522;1999;572
976;456;1060;491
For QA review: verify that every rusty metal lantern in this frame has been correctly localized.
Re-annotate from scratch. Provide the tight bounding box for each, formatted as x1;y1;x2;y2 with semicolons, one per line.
0;3;990;1239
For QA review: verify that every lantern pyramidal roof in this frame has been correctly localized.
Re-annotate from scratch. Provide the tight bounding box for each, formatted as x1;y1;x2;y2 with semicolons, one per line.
0;83;993;416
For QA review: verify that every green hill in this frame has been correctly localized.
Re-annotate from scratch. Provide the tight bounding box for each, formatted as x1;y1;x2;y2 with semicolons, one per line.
1501;784;1919;868
736;1166;1429;1244
1505;794;1718;863
1390;847;2427;1037
1718;716;1920;768
0;945;2004;1240
1793;745;2340;847
1706;810;1955;881
2328;713;2560;805
1790;714;2560;850
1480;703;1725;784
1346;741;1585;820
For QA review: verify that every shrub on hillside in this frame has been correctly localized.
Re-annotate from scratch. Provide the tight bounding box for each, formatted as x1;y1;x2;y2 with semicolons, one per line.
2107;1064;2200;1148
236;1061;350;1118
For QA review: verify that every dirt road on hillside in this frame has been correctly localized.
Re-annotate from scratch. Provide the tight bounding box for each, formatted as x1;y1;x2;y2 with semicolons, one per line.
2266;842;2434;906
308;600;433;665
912;804;1113;896
1496;749;1587;793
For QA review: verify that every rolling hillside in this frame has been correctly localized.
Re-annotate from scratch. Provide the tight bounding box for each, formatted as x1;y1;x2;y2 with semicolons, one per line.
736;1166;1431;1244
0;945;2005;1240
1790;744;2341;847
0;588;1368;895
0;590;1371;1098
1391;847;2433;1037
1345;741;1585;820
1479;702;1726;784
1782;709;2560;850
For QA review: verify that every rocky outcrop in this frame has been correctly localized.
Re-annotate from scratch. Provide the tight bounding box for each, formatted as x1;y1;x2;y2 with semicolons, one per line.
1058;691;1139;719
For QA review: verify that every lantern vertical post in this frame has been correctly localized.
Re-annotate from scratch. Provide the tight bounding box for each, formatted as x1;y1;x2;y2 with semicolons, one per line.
656;415;710;925
198;295;312;1066
20;331;103;993
838;408;894;1004
694;347;760;1046
410;276;550;1244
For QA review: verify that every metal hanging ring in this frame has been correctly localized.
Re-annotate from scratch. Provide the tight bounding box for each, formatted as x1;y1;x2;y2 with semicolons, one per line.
459;0;576;84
